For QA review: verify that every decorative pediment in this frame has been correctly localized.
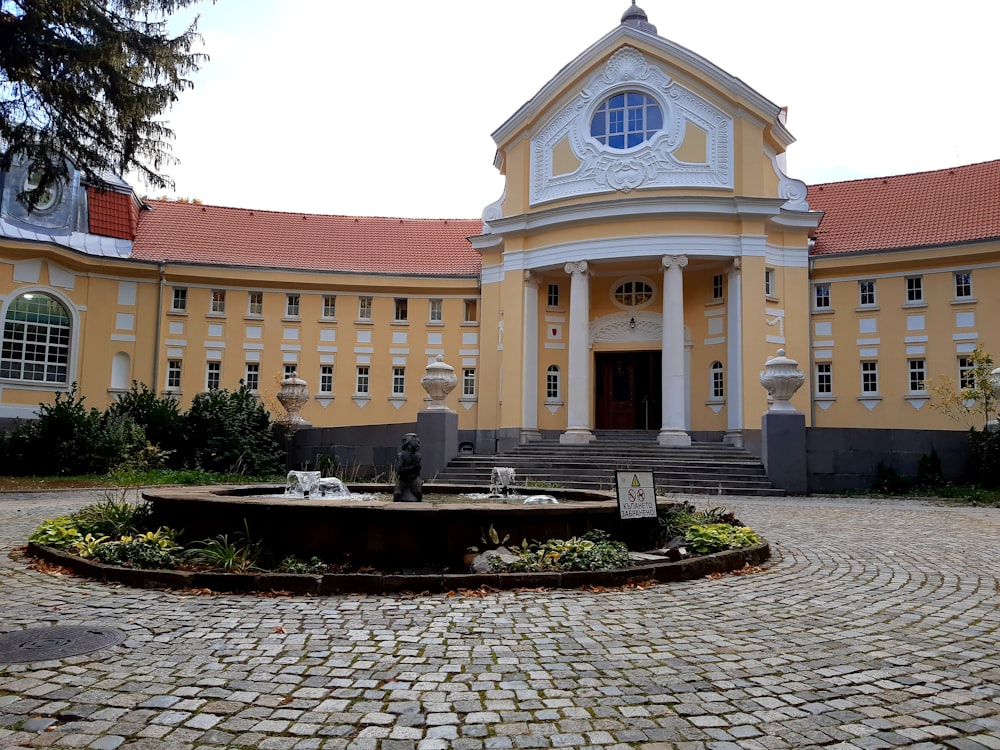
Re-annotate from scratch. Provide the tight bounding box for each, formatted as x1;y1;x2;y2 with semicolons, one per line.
530;47;733;206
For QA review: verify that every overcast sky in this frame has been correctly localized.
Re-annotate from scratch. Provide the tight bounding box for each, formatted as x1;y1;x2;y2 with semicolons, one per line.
151;0;999;219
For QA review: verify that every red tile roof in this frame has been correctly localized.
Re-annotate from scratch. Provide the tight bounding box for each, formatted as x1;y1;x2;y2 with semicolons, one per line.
807;160;1000;256
87;186;138;240
132;201;483;276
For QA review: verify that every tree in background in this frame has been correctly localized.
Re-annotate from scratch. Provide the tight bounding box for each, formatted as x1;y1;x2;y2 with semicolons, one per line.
0;0;210;207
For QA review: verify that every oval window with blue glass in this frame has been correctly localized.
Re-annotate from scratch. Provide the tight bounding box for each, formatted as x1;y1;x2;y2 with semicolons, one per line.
590;91;663;150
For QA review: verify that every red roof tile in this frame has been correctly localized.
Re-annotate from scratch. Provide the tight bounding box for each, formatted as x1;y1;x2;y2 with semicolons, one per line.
87;187;138;240
132;201;482;276
807;160;1000;256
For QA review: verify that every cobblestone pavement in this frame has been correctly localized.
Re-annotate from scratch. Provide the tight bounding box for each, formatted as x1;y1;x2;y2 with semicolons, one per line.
1;490;998;750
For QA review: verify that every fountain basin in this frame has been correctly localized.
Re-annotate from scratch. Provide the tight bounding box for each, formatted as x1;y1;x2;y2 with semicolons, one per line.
143;483;668;569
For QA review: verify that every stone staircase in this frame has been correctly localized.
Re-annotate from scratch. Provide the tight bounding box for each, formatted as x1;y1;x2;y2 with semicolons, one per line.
433;430;784;496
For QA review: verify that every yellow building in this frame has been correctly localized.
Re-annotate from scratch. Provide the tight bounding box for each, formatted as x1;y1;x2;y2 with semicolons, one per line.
2;4;997;487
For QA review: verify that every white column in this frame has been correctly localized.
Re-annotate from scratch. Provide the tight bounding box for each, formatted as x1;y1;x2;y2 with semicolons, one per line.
520;271;541;443
560;261;595;444
659;255;692;447
724;258;744;447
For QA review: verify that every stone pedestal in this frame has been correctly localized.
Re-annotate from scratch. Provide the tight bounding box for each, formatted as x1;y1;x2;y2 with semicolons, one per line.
417;408;458;478
761;411;807;495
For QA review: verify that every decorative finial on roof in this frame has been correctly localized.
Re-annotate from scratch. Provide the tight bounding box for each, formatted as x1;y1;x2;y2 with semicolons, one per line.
621;1;657;34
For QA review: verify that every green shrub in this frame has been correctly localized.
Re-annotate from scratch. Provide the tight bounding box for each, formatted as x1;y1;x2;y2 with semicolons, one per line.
107;382;183;462
501;530;631;572
185;520;263;573
969;427;1000;489
91;531;181;569
654;502;744;546
684;524;762;554
71;493;154;538
276;556;329;574
28;517;84;549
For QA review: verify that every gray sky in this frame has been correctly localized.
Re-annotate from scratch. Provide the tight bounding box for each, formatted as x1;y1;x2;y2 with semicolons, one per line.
152;0;1000;218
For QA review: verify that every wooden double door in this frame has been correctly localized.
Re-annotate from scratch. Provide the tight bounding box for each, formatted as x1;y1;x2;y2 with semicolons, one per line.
595;351;662;430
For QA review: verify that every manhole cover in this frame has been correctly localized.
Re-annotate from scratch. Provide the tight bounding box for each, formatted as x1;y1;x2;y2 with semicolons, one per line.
0;626;125;663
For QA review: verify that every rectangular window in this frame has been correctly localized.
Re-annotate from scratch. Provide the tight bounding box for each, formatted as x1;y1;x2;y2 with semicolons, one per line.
908;359;926;393
392;366;406;395
283;364;297;379
358;296;373;320
167;359;182;389
958;357;975;389
814;283;831;309
463;299;478;323
861;360;878;394
322;295;337;319
394;298;408;322
356;366;370;394
171;288;187;312
712;274;724;301
955;271;973;299
905;276;923;303
206;361;221;390
858;280;876;307
248;291;263;316
764;268;776;298
462;368;476;397
816;362;832;395
285;294;300;317
210;290;226;314
244;363;259;391
429;299;443;322
547;284;560;307
319;365;334;394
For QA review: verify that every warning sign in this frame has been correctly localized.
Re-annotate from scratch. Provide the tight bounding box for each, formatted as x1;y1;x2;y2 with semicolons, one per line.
615;470;657;519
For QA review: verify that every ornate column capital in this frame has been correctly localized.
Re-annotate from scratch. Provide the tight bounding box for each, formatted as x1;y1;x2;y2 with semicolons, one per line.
729;257;742;273
524;270;539;288
564;260;589;276
661;255;688;270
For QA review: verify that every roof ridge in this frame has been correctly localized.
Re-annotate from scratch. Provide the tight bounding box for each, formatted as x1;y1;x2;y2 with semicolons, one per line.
809;158;1000;189
142;199;478;223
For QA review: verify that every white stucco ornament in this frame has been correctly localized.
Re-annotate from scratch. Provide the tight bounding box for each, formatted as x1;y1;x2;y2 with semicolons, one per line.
760;349;805;413
277;371;311;427
421;355;458;410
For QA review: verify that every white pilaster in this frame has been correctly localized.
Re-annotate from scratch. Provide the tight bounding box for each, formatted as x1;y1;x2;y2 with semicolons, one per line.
724;257;744;447
659;255;692;447
521;271;542;443
560;261;595;444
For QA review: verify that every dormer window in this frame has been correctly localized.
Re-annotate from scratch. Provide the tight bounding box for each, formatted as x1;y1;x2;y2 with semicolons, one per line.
590;91;662;149
22;167;61;212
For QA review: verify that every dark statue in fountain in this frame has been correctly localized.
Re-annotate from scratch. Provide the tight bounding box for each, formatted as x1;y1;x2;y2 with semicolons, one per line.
393;433;423;503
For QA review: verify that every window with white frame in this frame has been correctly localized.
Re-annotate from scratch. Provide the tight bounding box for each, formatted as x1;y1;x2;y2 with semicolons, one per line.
816;362;832;395
712;274;724;301
463;299;477;323
1;292;71;383
861;360;878;393
429;299;443;322
248;291;263;316
814;283;831;309
319;365;334;394
764;267;776;298
166;359;182;389
858;280;876;307
283;364;297;379
908;359;926;393
358;297;373;320
210;290;226;314
244;363;259;391
905;276;923;303
547;284;560;308
285;294;300;317
322;295;336;319
394;298;408;322
710;361;724;399
546;365;561;400
590;91;663;149
392;366;406;395
356;366;370;394
954;271;973;299
206;361;221;390
958;356;975;389
614;280;653;307
462;368;476;397
171;287;187;312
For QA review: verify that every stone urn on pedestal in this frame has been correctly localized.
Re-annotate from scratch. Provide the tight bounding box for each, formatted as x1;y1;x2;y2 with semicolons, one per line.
276;371;311;428
759;349;805;412
421;355;458;410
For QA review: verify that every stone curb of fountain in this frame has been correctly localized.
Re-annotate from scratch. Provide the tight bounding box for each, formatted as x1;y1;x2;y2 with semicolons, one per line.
25;541;770;594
